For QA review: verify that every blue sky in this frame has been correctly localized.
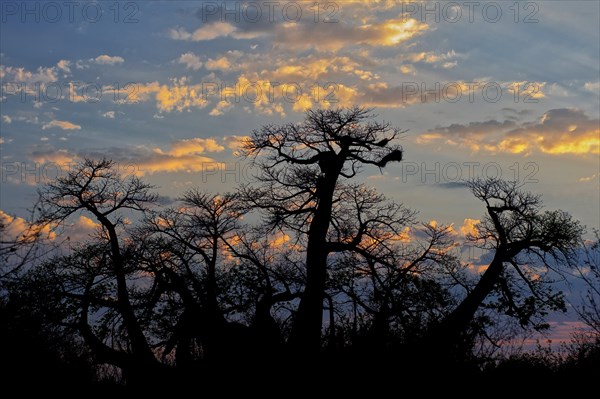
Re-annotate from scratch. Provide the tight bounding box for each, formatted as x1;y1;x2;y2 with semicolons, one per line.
1;1;599;339
1;0;598;226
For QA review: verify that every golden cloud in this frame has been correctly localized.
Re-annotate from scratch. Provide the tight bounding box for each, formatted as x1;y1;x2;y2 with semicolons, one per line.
270;231;291;248
0;210;56;242
155;80;208;113
75;215;101;230
76;137;233;176
41;120;81;130
168;13;428;51
29;148;77;167
421;108;599;155
460;219;480;238
272;18;429;51
166;138;225;156
129;138;227;175
205;57;232;71
222;135;251;155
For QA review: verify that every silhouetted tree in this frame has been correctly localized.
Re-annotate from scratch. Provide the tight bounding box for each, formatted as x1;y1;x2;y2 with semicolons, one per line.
35;158;161;382
7;110;594;386
220;224;304;347
330;220;458;348
0;274;95;390
141;191;256;361
241;106;405;352
574;230;600;335
0;207;60;281
430;178;584;356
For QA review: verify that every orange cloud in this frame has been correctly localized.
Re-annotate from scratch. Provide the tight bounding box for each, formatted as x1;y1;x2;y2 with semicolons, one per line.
460;219;480;238
222;135;251;155
421;108;599;155
169;13;429;49
76;138;230;176
155;79;208;113
29;147;77;167
130;138;226;175
167;138;225;156
0;210;56;242
0;64;58;83
392;226;412;243
77;215;100;229
271;18;429;51
112;79;210;113
468;264;489;274
42;120;81;130
270;232;291;248
205;57;231;71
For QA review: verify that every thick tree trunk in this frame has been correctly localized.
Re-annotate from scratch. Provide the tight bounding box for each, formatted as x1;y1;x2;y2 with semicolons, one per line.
101;220;156;365
288;205;331;352
428;253;505;351
289;156;342;352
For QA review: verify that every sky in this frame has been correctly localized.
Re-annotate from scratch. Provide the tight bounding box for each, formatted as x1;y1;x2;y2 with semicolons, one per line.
0;1;599;342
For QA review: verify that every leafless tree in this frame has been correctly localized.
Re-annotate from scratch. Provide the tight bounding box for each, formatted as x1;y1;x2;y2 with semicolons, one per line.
36;158;161;381
574;230;600;335
240;106;405;352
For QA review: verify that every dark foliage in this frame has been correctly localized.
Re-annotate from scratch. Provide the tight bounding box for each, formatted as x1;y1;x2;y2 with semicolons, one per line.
0;108;596;388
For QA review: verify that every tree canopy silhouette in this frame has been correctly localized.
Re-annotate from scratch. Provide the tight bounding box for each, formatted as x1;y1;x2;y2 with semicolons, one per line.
0;107;595;388
240;106;405;352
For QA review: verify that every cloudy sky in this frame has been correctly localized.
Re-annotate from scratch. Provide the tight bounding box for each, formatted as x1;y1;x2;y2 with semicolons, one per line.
1;1;598;335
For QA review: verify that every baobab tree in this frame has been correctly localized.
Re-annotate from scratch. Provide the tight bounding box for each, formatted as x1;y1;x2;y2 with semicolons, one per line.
574;230;600;335
35;158;162;382
142;191;258;361
329;219;459;347
240;106;405;352
429;178;584;356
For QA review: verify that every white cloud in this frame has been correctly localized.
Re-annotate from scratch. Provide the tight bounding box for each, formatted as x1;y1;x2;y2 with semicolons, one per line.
0;65;58;83
584;81;600;93
102;111;116;119
177;52;203;70
578;174;598;182
56;59;71;74
169;22;237;41
443;61;458;69
94;55;125;65
2;115;11;124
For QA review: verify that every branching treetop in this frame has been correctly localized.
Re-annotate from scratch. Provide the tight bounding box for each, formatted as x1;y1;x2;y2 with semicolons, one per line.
241;106;405;179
